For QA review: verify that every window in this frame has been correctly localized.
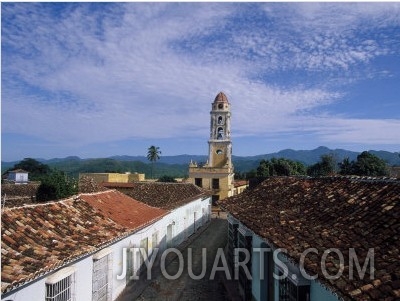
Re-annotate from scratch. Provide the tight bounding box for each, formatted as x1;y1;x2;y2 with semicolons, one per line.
212;178;219;189
92;248;112;301
212;195;219;206
217;116;223;125
238;228;252;301
216;149;223;155
139;238;149;271
217;127;224;140
152;232;158;249
46;267;76;301
278;269;310;301
227;221;239;274
195;178;202;187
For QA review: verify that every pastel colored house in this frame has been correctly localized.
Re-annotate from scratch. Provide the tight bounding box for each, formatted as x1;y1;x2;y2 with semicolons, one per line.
79;172;145;184
1;186;211;301
188;92;235;203
219;176;400;301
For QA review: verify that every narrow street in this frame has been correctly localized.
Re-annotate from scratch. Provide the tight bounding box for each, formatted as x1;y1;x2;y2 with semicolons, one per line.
117;214;236;301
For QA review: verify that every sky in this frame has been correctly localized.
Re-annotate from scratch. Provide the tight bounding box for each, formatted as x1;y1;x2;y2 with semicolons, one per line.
2;2;400;162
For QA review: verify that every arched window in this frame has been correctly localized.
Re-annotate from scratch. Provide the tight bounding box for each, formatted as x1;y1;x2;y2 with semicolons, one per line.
217;127;224;140
217;116;223;125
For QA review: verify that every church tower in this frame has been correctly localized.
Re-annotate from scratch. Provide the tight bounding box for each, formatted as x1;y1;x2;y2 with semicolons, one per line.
188;92;235;204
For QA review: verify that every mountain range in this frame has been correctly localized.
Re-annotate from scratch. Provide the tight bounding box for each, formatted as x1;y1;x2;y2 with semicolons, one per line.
2;146;399;178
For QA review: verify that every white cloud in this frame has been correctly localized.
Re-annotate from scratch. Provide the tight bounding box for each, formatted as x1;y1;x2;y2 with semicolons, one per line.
2;2;400;158
315;118;400;145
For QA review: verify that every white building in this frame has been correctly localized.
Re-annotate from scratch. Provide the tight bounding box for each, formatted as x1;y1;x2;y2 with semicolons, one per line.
219;176;400;301
6;169;29;184
1;187;211;301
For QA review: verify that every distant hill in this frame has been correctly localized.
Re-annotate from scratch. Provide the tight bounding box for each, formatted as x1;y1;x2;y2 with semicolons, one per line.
109;154;208;165
2;147;399;178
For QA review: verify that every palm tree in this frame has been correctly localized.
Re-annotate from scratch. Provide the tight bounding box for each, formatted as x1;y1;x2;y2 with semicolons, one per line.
147;145;161;179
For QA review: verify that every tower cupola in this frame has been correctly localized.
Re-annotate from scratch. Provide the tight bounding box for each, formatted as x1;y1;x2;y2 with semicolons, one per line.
188;91;235;202
212;92;230;111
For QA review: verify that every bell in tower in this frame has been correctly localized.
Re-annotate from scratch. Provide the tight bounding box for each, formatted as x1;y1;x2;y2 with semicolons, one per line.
188;92;235;202
208;92;232;168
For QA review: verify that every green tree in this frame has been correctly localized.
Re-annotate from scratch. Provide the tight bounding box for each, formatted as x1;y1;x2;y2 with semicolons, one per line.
338;157;354;175
254;158;306;177
294;161;307;175
36;182;57;202
353;151;388;176
147;145;161;179
307;154;336;177
256;159;272;177
157;175;177;183
36;170;78;202
338;152;388;176
270;158;291;176
6;158;51;180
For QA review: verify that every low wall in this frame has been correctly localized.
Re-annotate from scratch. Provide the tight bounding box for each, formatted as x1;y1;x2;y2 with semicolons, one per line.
1;183;40;207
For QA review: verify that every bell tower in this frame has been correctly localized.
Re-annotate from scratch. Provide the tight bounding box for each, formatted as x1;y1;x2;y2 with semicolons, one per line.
208;92;232;168
188;92;234;204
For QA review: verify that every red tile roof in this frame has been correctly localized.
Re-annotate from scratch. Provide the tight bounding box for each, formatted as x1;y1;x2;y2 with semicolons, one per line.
234;180;248;188
218;176;400;301
214;91;229;103
8;169;28;173
102;182;208;210
80;190;167;228
1;190;167;294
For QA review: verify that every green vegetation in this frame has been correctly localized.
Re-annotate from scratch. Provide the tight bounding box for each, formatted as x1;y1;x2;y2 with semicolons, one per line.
244;158;306;187
339;151;388;176
247;151;388;179
1;149;393;187
5;157;51;180
36;170;78;202
157;175;178;183
45;158;186;179
2;158;78;202
248;158;307;178
307;154;337;177
147;145;162;179
307;151;388;177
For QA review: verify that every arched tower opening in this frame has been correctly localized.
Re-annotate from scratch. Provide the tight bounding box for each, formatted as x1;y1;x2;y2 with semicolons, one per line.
188;92;235;202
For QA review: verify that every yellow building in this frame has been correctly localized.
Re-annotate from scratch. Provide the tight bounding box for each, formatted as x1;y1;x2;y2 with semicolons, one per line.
188;92;235;204
79;172;145;183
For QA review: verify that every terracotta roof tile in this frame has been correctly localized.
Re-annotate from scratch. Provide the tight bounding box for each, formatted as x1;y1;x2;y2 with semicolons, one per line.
102;182;208;210
80;190;167;228
234;180;248;187
214;91;229;103
8;169;28;173
1;190;167;294
218;176;400;301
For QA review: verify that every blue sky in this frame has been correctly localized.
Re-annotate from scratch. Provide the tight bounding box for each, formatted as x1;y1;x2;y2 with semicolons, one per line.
2;2;400;162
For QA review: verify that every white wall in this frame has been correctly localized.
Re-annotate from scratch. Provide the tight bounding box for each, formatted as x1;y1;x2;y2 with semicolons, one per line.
226;219;341;301
2;196;212;301
1;276;46;301
7;172;28;183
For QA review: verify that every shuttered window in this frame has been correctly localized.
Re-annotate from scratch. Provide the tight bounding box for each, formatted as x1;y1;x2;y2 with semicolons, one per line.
45;267;76;301
92;248;112;301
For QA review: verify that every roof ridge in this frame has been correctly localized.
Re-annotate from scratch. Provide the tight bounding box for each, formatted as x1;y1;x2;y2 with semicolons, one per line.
77;189;115;196
79;189;169;212
1;197;76;210
317;175;400;183
263;175;399;182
